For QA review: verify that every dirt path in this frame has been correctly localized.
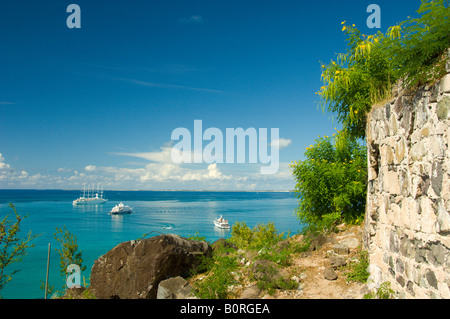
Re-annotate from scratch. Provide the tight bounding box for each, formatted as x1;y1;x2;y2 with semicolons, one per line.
261;224;368;299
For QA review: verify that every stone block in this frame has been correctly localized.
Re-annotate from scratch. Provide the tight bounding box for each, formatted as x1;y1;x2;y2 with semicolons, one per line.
440;74;450;93
331;243;349;255
431;160;443;196
381;145;395;166
383;171;401;195
410;141;427;161
420;197;437;234
394;137;407;164
436;200;450;235
436;96;450;120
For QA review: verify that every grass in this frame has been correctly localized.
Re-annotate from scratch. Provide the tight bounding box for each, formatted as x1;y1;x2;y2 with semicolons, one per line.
189;222;300;298
344;250;370;283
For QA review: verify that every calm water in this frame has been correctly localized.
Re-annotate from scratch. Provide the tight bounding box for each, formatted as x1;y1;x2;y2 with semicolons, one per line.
0;190;302;299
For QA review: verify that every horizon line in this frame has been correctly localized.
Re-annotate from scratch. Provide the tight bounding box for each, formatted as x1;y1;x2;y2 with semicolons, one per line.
0;188;293;193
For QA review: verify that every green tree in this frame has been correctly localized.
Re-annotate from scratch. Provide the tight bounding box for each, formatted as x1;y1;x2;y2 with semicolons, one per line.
0;203;39;293
53;226;86;288
291;131;367;233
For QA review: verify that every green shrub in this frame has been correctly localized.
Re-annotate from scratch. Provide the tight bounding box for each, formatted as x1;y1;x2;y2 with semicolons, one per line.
364;281;395;299
228;221;286;250
291;132;367;233
190;245;239;299
253;261;297;295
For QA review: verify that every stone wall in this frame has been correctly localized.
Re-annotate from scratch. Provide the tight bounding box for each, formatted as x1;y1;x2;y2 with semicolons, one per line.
363;53;450;298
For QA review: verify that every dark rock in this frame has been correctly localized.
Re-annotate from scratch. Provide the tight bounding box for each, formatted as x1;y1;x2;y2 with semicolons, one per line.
427;241;448;267
437;96;450;120
431;161;443;196
329;256;346;269
323;267;338;281
414;242;427;263
385;103;391;120
240;284;261;299
309;234;328;251
426;270;438;290
389;231;399;253
406;281;415;297
332;244;349;255
396;275;405;287
90;234;212;299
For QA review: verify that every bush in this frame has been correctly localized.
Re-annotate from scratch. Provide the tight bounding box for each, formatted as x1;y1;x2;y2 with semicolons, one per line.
190;244;239;299
53;226;86;288
291;131;367;233
228;221;286;250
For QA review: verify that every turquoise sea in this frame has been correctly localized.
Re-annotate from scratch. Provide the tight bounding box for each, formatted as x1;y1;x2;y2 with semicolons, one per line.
0;190;302;299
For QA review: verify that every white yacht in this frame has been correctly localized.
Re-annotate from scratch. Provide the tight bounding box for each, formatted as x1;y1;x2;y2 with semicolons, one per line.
73;184;107;206
110;202;133;215
214;215;230;229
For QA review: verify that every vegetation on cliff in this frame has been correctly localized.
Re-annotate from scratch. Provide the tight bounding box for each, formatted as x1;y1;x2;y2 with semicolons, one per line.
291;0;449;236
318;0;449;140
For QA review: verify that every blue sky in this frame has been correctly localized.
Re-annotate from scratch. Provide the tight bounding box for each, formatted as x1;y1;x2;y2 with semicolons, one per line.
0;0;422;190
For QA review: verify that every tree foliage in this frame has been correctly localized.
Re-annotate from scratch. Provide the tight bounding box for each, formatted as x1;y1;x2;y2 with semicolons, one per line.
53;226;86;287
291;131;367;233
0;203;38;292
318;0;450;139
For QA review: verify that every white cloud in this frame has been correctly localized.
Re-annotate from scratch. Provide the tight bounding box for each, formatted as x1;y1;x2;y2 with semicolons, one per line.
0;141;296;190
271;138;292;150
113;146;173;163
0;153;11;170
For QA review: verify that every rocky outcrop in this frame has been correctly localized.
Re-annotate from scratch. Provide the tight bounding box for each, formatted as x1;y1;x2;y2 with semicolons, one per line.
364;51;450;298
90;234;212;299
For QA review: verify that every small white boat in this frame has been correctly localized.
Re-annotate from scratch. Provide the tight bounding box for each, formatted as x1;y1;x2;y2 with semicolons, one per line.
214;215;230;229
110;202;133;215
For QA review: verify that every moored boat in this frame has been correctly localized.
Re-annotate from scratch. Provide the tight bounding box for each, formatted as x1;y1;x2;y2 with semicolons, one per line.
214;215;230;229
110;202;133;215
73;184;107;205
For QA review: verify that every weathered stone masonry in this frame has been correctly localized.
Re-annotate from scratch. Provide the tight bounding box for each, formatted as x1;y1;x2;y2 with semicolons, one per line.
364;51;450;298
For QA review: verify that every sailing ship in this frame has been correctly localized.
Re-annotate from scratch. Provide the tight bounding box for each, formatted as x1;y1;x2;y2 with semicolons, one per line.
73;183;108;205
